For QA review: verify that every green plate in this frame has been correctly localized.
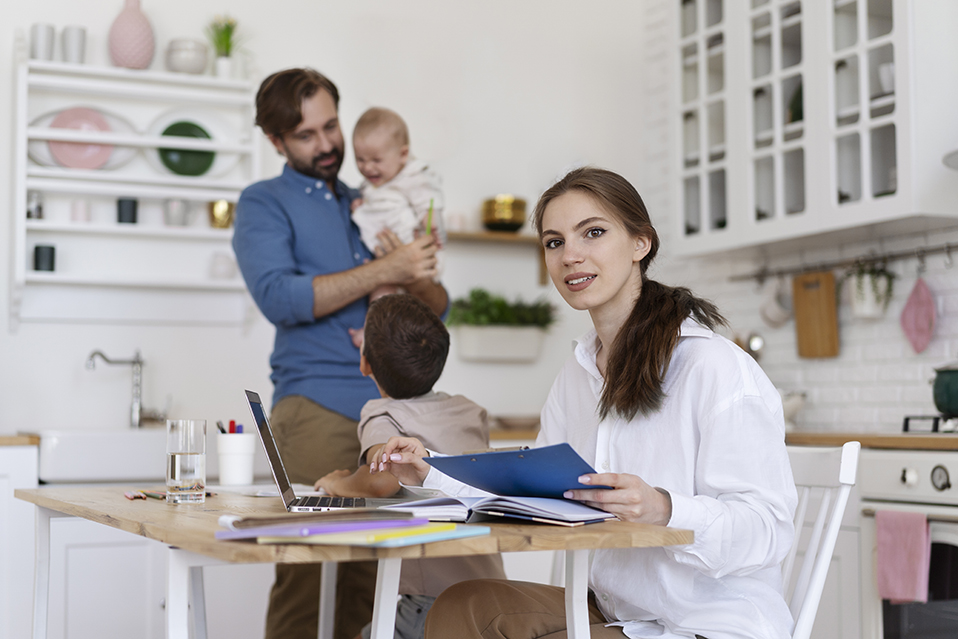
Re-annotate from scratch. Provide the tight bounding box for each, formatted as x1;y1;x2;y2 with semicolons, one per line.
158;121;215;176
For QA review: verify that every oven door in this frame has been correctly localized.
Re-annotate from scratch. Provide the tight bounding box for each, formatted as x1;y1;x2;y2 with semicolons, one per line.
861;500;958;639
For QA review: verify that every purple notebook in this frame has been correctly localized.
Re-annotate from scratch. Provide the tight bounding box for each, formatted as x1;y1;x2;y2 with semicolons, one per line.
216;517;430;541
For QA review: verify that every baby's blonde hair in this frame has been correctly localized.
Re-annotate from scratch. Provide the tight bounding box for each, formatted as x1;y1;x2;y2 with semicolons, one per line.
353;107;409;148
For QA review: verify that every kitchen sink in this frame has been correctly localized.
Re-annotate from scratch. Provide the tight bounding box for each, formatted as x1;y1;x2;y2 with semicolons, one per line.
31;428;272;484
33;428;167;483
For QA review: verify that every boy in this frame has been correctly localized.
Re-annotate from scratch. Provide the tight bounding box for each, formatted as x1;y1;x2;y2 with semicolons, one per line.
315;293;505;639
348;107;446;348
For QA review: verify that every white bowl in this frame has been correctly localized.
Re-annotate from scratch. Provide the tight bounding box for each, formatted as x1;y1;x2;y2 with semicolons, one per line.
165;39;208;74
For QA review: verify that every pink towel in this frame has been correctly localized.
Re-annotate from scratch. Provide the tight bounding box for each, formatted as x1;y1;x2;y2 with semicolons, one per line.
876;510;930;603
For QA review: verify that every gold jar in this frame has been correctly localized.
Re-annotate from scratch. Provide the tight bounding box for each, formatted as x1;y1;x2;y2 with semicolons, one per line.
208;199;235;229
481;194;526;232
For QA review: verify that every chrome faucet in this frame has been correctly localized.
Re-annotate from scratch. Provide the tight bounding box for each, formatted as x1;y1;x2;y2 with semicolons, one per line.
86;349;168;428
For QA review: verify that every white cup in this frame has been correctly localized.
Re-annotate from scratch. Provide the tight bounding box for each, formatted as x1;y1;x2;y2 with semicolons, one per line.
70;199;91;222
61;26;86;64
217;432;257;486
209;251;238;279
759;277;793;328
30;24;55;61
163;199;194;226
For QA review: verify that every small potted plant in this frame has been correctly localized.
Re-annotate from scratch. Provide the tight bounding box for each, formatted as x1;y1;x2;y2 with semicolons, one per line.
206;15;239;78
447;288;556;362
843;260;896;319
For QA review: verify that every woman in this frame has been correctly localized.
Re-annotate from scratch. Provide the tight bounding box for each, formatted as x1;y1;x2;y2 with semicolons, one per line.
375;167;797;639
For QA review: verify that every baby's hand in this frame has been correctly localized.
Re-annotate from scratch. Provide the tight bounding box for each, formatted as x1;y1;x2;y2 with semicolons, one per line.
314;469;351;495
350;197;364;212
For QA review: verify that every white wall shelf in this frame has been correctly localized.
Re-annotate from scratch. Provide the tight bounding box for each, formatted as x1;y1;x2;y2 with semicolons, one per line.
672;0;958;257
10;33;260;328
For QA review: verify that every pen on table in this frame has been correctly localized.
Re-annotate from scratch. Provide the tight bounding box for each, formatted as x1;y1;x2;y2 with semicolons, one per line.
425;198;434;235
216;421;227;434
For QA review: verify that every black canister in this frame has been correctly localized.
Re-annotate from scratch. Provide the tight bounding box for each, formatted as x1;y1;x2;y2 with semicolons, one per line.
34;245;55;271
117;197;138;224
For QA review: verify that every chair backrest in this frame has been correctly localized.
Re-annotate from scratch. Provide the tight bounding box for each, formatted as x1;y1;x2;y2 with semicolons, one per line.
784;441;860;639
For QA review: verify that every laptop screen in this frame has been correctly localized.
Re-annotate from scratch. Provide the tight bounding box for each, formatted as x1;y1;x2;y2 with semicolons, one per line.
245;390;296;510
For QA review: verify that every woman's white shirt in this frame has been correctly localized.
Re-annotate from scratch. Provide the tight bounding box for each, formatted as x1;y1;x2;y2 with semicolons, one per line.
424;318;797;639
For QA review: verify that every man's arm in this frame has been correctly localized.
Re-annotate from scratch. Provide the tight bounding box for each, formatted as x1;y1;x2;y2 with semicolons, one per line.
311;233;440;318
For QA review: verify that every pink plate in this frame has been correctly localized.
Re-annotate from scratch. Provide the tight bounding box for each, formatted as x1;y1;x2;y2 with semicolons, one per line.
48;107;113;170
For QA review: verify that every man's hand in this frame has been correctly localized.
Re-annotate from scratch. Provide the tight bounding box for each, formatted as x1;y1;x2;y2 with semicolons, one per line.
563;472;672;526
374;233;439;285
314;469;351;495
371;436;431;486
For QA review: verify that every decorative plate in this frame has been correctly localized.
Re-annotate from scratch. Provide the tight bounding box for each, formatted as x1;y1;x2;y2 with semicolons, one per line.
28;107;137;170
146;108;239;177
158;121;215;176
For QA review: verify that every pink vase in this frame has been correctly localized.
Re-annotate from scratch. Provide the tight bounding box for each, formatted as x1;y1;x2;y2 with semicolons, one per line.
108;0;155;69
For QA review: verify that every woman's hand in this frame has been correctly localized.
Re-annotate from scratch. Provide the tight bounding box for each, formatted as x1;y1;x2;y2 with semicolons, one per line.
564;472;672;526
372;436;431;486
314;469;351;495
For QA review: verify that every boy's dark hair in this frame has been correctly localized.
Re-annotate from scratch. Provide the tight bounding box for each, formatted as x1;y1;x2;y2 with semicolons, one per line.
255;67;340;137
363;294;449;399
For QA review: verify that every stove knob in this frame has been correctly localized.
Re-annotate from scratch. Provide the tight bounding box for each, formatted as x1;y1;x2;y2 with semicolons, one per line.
901;468;919;487
932;465;952;491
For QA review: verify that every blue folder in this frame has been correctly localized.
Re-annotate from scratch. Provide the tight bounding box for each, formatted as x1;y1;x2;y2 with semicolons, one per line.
424;443;609;499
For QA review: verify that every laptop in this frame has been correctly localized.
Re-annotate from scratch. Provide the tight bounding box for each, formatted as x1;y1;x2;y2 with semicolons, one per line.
244;389;416;512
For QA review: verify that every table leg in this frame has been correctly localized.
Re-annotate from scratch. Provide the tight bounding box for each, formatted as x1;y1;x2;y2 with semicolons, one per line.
167;549;191;639
32;506;69;639
564;549;591;639
317;561;337;639
166;549;225;639
190;565;208;639
368;558;402;639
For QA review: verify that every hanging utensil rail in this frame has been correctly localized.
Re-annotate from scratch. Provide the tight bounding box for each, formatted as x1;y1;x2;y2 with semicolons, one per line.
729;242;955;284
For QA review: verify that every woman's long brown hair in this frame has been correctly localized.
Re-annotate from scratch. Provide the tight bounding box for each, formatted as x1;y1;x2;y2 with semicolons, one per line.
533;167;726;420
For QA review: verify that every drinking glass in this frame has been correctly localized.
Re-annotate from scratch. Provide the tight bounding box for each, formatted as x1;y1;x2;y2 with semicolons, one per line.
166;420;206;503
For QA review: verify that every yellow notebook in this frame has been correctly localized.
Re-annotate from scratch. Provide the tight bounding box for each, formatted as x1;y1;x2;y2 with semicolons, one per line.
256;522;456;545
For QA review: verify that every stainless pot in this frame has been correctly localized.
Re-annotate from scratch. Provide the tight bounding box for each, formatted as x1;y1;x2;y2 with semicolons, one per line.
934;361;958;417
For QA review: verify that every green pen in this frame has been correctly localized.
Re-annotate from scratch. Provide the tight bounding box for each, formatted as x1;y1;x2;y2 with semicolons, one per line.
425;199;434;236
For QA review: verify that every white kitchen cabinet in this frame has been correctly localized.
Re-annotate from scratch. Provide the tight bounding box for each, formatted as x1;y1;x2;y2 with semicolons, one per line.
10;33;260;327
673;0;958;256
0;445;38;639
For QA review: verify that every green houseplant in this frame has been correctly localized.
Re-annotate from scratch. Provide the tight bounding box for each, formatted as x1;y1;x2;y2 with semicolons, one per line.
843;261;896;319
447;288;556;362
206;15;240;77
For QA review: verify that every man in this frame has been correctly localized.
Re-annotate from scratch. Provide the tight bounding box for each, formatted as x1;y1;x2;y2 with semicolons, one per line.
232;67;447;639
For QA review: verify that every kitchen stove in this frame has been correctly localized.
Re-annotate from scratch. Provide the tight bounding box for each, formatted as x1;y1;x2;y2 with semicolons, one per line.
859;440;958;638
903;415;958;433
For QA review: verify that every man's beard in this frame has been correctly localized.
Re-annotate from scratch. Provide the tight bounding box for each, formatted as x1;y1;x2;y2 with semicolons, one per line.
285;144;344;183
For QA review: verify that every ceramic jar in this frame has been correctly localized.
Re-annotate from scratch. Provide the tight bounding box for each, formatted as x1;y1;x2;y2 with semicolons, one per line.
108;0;155;69
165;39;208;74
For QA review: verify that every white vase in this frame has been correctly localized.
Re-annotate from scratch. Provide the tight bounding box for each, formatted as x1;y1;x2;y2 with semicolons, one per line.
454;326;545;363
214;56;232;79
850;272;893;319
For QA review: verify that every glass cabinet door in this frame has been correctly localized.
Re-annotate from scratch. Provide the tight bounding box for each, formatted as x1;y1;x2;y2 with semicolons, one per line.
679;0;726;237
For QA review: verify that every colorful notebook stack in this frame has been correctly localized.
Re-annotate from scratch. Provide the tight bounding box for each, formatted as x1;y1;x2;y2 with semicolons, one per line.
215;509;490;547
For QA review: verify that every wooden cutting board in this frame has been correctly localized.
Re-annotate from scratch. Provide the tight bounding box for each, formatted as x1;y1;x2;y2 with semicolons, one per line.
792;271;839;358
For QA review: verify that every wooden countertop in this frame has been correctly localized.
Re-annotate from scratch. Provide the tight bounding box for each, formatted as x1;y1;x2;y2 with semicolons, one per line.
15;486;692;565
787;431;958;451
0;435;39;446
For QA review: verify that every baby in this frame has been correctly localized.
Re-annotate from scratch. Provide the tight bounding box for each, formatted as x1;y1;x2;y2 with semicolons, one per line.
349;107;445;347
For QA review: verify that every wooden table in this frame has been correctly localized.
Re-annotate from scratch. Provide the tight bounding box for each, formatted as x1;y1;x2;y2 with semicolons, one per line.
16;486;692;639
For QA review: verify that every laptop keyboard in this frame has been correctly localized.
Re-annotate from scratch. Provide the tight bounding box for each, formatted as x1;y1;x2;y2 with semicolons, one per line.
297;496;366;508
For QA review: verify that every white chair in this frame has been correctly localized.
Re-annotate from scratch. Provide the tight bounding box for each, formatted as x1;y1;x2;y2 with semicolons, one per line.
783;441;861;639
